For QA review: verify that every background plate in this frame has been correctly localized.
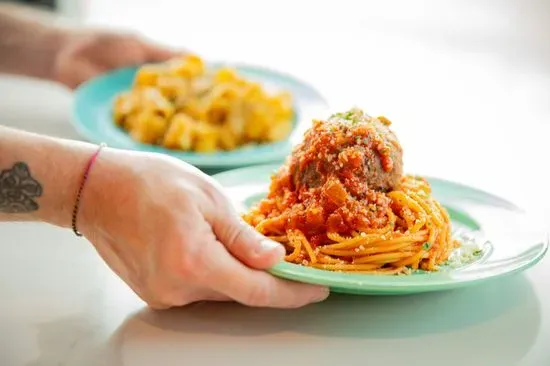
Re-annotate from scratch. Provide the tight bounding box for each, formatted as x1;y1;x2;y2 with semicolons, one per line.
73;64;329;169
213;164;548;295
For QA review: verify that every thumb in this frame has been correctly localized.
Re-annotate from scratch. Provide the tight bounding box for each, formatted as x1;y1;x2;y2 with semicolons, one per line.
212;213;286;270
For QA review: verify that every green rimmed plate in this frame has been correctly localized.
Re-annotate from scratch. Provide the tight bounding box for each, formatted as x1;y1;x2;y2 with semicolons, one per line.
72;64;329;169
213;164;548;295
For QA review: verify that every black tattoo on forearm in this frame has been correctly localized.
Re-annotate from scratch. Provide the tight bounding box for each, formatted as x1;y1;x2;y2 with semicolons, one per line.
0;162;42;213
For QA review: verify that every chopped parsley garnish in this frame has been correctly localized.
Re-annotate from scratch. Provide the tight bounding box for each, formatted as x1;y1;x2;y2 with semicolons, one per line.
422;242;431;250
473;249;483;256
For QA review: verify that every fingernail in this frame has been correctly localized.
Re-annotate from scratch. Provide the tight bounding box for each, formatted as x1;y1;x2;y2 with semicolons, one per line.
257;239;283;254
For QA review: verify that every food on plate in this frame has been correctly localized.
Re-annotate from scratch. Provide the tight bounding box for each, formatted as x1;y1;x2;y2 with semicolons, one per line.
243;108;462;275
112;54;294;153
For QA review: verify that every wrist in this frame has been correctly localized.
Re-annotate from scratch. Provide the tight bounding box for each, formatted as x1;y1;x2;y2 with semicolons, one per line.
75;147;134;238
0;126;105;228
69;143;109;236
34;140;99;229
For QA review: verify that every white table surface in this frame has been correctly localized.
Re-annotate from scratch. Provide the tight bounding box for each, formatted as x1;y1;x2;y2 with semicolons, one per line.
1;1;550;365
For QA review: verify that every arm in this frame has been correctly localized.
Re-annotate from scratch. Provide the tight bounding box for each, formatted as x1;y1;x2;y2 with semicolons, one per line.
0;5;64;81
0;125;94;227
0;4;176;88
0;126;327;308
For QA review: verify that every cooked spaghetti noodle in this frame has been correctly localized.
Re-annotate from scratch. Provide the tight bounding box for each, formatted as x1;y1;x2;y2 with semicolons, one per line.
243;108;460;274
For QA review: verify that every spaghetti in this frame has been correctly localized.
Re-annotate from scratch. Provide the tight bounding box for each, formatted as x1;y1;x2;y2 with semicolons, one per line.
242;108;460;274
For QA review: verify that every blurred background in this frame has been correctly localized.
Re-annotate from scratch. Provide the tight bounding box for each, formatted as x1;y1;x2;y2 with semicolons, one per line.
1;0;549;221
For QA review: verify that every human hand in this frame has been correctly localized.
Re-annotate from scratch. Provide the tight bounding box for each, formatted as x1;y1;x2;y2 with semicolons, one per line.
79;149;329;309
53;30;177;89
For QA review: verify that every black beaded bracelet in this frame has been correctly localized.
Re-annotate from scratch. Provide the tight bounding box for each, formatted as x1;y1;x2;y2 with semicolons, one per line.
72;143;107;236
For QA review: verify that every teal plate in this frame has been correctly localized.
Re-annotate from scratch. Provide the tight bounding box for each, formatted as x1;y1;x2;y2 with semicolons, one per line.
213;164;548;295
72;64;329;168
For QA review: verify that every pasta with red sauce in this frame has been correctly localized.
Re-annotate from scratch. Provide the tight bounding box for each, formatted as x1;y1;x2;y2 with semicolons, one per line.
243;108;459;274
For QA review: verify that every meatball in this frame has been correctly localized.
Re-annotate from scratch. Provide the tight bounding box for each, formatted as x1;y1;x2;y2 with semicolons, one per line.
288;108;403;195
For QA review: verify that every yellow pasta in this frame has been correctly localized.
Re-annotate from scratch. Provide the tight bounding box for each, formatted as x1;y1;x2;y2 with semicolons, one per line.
113;54;294;153
163;113;195;150
130;111;168;144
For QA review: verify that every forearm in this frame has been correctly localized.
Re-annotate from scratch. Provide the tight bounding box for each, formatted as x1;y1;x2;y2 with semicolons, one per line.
0;5;64;81
0;126;96;227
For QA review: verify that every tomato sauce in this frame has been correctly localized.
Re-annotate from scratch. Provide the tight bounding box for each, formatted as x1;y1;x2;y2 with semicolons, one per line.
254;110;403;237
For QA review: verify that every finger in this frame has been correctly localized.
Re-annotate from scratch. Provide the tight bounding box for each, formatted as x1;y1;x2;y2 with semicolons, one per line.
177;291;232;305
205;182;286;270
141;41;181;62
201;291;233;302
147;301;173;310
63;60;106;89
212;210;286;270
148;284;231;308
200;239;329;308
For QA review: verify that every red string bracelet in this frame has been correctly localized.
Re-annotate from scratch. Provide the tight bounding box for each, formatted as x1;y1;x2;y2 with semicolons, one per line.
72;143;107;237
